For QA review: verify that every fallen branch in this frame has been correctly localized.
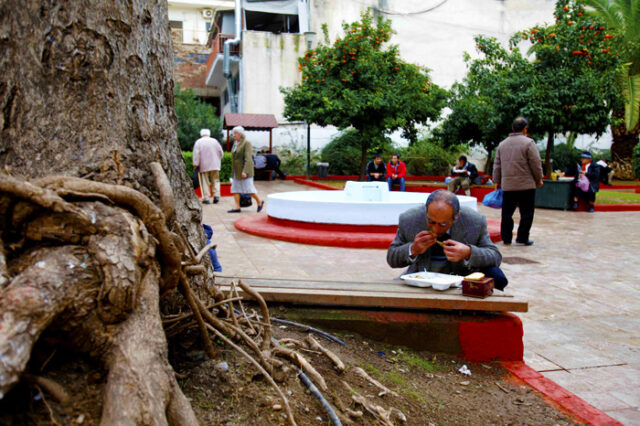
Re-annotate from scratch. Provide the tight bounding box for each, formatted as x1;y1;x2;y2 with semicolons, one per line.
342;381;406;425
306;335;345;373
353;367;398;397
269;318;347;346
238;280;271;351
206;324;296;426
24;374;70;405
297;368;342;426
194;241;216;264
179;272;216;359
273;345;327;392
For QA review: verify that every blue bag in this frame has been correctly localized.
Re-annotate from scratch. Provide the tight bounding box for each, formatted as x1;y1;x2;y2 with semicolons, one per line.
482;189;503;209
202;224;222;272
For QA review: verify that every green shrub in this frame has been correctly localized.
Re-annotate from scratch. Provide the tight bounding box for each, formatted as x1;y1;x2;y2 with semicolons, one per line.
633;142;640;179
320;130;395;175
404;137;460;176
277;141;321;175
182;151;193;177
220;152;232;182
182;151;232;182
174;84;223;151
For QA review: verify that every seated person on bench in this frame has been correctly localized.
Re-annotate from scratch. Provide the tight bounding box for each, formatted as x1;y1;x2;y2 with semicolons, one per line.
366;153;386;182
447;155;478;196
254;149;287;180
387;190;508;290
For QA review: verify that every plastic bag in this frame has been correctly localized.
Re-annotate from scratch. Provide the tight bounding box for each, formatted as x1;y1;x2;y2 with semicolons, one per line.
482;188;503;208
577;175;590;192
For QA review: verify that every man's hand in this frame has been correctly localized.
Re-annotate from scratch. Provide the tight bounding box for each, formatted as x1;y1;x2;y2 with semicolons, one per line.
241;172;247;179
393;174;398;179
410;231;437;257
536;179;544;188
443;240;471;263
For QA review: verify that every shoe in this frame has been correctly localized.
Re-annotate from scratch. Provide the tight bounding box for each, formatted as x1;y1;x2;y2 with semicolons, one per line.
515;240;534;246
588;206;594;213
213;196;219;204
227;208;241;213
572;202;578;210
257;201;265;213
503;241;511;245
202;200;211;205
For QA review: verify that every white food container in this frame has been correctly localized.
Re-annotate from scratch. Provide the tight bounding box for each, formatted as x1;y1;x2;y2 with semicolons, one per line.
400;272;464;290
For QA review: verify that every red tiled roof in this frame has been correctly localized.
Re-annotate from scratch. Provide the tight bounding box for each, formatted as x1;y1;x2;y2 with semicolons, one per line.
223;113;278;130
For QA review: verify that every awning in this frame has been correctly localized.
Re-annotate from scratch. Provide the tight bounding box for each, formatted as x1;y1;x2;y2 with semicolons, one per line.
242;0;298;15
224;113;279;152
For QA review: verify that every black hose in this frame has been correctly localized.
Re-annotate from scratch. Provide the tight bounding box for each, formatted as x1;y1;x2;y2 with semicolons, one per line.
297;368;342;426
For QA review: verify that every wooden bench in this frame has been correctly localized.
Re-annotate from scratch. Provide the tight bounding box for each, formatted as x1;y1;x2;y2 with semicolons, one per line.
254;168;275;181
216;276;527;312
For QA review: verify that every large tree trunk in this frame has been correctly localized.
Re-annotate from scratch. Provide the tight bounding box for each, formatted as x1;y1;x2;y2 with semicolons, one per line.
610;109;640;180
544;132;554;178
0;1;209;422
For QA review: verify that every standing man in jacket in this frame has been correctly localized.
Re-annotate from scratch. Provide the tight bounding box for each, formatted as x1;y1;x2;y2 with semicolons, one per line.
493;117;544;246
193;128;224;204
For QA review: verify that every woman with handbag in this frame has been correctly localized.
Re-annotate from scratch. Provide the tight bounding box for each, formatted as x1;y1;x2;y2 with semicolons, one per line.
228;126;264;213
564;151;600;212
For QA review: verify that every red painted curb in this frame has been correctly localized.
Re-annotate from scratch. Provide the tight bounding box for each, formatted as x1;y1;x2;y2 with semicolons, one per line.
458;313;523;361
595;204;640;212
501;361;623;426
292;178;340;190
194;183;231;198
235;215;502;248
330;310;524;362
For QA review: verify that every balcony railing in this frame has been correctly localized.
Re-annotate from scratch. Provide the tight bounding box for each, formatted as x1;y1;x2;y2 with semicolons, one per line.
211;33;241;57
206;33;242;82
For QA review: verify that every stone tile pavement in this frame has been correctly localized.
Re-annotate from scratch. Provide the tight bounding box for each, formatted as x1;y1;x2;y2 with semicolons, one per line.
202;180;640;424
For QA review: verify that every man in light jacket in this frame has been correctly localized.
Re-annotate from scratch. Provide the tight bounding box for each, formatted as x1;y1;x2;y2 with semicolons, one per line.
193;128;224;204
493;117;544;246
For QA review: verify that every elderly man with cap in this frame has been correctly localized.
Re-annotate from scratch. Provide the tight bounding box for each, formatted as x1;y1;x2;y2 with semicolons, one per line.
572;151;600;212
193;128;224;204
387;190;508;290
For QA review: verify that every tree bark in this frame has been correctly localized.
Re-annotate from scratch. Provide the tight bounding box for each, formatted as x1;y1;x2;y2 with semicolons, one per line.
0;0;211;422
544;132;554;178
610;109;640;180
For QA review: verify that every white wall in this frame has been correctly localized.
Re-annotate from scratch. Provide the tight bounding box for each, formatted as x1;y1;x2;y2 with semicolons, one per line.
168;1;225;45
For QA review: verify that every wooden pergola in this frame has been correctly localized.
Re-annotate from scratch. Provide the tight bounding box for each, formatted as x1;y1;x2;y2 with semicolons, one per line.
223;113;279;152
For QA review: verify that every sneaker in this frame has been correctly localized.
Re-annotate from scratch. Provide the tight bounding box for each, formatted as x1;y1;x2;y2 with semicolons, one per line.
572;202;578;210
588;206;594;213
257;201;265;213
213;196;219;204
227;208;241;213
515;240;534;246
203;200;211;205
503;241;512;245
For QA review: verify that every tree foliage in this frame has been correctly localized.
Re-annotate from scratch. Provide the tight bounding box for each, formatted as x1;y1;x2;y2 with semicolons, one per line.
441;0;620;175
174;84;223;151
281;9;446;177
579;0;640;129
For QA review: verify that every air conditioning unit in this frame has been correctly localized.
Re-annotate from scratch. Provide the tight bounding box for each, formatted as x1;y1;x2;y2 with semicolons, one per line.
201;9;214;19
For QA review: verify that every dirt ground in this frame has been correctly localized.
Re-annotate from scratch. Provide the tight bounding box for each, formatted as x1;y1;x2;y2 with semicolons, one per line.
0;310;581;426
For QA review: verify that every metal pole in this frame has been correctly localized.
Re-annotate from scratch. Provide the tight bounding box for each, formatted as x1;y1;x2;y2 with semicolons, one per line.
306;38;312;180
306;121;311;179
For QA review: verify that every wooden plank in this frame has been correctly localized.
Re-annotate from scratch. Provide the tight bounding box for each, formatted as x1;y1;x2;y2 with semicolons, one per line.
216;276;528;312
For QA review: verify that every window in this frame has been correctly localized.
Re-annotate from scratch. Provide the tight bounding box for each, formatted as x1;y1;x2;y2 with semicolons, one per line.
245;11;299;34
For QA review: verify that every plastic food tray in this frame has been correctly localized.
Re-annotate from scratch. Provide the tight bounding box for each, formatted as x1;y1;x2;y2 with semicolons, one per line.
400;272;464;290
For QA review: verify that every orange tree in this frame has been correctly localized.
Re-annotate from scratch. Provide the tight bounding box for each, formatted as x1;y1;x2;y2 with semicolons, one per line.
515;0;620;175
281;10;446;178
442;0;620;176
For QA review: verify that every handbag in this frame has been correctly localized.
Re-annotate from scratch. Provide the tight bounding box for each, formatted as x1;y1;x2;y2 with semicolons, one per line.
239;193;252;207
482;188;503;209
577;175;590;192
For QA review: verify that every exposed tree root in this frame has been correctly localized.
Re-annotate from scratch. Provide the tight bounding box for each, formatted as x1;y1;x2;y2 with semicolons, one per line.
1;170;383;425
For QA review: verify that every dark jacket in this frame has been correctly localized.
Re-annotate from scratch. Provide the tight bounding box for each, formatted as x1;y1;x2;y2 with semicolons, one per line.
366;160;386;181
451;162;479;183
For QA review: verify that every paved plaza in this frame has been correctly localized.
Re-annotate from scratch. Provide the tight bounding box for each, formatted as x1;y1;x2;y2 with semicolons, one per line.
203;180;640;424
